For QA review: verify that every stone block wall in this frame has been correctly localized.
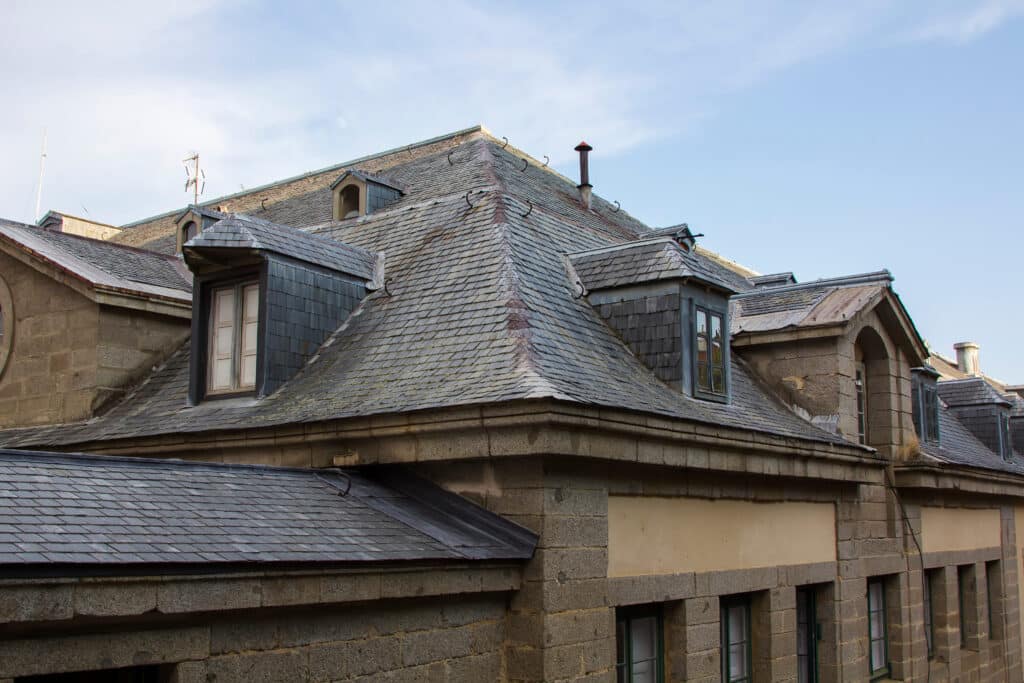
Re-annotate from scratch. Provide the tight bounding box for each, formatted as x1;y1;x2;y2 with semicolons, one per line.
0;593;508;682
0;251;189;427
0;251;99;427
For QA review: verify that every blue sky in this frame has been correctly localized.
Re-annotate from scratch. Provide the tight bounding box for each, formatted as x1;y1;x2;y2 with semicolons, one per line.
2;1;1022;379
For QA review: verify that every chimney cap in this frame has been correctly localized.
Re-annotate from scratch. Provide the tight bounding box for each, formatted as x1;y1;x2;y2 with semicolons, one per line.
954;341;980;350
574;141;593;152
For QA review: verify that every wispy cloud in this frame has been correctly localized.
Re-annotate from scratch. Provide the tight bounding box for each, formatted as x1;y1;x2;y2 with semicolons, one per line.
911;0;1024;43
0;1;1018;225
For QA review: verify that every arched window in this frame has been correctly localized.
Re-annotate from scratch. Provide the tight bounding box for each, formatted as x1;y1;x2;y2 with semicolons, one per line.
340;185;361;219
854;327;894;453
182;220;199;244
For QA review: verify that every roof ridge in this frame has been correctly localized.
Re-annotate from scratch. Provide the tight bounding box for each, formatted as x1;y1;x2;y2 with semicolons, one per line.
733;270;892;299
120;125;488;229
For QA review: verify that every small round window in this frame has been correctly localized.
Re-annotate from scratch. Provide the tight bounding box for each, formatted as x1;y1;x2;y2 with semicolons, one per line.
0;274;12;378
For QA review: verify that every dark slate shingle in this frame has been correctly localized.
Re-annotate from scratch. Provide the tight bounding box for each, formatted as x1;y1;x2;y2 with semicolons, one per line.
0;449;536;572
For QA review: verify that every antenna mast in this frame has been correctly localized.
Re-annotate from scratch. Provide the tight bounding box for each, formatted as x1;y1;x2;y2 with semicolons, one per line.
34;128;47;222
183;152;206;206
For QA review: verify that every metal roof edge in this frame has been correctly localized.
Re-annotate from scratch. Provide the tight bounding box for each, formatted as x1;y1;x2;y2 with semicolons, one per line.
732;270;893;299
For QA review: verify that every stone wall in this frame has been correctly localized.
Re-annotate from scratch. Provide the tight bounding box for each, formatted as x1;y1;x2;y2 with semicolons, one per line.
0;592;508;682
0;250;98;427
0;250;189;427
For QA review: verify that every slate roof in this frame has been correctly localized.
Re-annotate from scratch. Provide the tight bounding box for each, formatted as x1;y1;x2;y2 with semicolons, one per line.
569;238;751;294
937;378;1011;408
731;271;894;336
918;404;1024;476
185;214;378;281
0;134;852;452
0;449;536;574
0;219;191;302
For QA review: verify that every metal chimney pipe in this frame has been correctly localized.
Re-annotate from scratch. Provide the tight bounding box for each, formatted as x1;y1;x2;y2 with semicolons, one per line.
574;141;593;209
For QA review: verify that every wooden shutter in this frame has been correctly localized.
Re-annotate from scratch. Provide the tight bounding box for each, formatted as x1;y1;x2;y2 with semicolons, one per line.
239;284;259;388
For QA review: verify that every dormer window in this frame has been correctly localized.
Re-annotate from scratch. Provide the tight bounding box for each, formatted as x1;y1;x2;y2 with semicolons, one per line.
339;185;360;218
331;170;403;221
207;281;259;395
694;304;726;397
183;220;199;243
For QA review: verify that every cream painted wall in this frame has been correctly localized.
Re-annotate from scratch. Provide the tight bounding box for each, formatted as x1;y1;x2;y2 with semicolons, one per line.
920;507;1001;554
607;496;836;577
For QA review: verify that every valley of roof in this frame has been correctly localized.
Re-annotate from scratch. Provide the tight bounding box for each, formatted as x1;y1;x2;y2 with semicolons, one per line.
0;134;854;453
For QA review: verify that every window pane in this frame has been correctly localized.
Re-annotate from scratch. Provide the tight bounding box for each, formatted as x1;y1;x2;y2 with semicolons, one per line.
616;619;626;668
215;288;235;324
697;335;708;362
728;644;747;679
728;605;746;642
871;640;885;670
712;367;724;394
696;309;707;335
631;659;654;683
697;362;710;390
870;610;884;639
631;617;656;662
711;313;722;342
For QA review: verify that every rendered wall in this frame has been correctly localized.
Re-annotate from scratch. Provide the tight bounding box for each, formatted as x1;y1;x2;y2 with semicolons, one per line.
920;506;1001;553
607;496;836;577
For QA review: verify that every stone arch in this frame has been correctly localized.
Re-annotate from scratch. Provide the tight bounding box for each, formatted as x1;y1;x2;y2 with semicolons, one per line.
0;273;13;380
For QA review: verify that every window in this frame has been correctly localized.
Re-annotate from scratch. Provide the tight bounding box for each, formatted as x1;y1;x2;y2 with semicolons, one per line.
615;606;663;683
721;596;752;683
867;578;888;678
924;569;937;658
339;184;361;219
182;220;199;243
694;305;726;398
912;374;941;444
958;564;971;648
986;560;1000;640
207;281;259;394
856;363;868;445
797;587;819;683
998;412;1012;461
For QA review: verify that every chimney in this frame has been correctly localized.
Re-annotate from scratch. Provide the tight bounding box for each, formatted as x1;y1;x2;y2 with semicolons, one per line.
954;341;981;376
574;141;593;209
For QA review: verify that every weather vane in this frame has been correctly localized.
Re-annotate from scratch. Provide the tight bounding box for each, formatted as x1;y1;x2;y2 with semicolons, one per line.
183;152;206;206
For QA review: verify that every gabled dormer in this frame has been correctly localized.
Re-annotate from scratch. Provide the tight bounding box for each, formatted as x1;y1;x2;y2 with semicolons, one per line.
331;170;404;221
174;205;227;256
568;236;739;402
182;214;381;403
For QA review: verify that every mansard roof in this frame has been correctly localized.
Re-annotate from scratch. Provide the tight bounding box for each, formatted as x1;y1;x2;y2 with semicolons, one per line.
0;132;851;452
0;448;536;574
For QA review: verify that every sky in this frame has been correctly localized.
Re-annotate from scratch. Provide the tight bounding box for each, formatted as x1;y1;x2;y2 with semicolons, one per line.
1;0;1022;380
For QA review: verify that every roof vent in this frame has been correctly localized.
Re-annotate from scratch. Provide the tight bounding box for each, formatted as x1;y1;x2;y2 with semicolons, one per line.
954;341;981;376
574;141;593;209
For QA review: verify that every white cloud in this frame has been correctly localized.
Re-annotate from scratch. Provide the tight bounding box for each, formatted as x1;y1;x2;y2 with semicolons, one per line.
0;1;1018;225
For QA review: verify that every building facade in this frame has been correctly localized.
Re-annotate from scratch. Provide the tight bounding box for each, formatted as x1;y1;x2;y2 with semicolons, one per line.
0;126;1021;682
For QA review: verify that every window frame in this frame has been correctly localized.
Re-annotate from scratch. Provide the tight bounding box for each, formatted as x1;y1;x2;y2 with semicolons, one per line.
721;595;753;683
867;578;889;679
691;301;729;403
856;362;868;445
206;280;259;396
615;604;664;683
0;274;12;379
998;412;1012;461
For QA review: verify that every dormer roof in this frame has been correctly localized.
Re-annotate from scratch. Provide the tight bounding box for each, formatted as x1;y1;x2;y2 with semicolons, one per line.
938;377;1012;408
569;238;746;294
184;214;379;282
329;169;405;193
